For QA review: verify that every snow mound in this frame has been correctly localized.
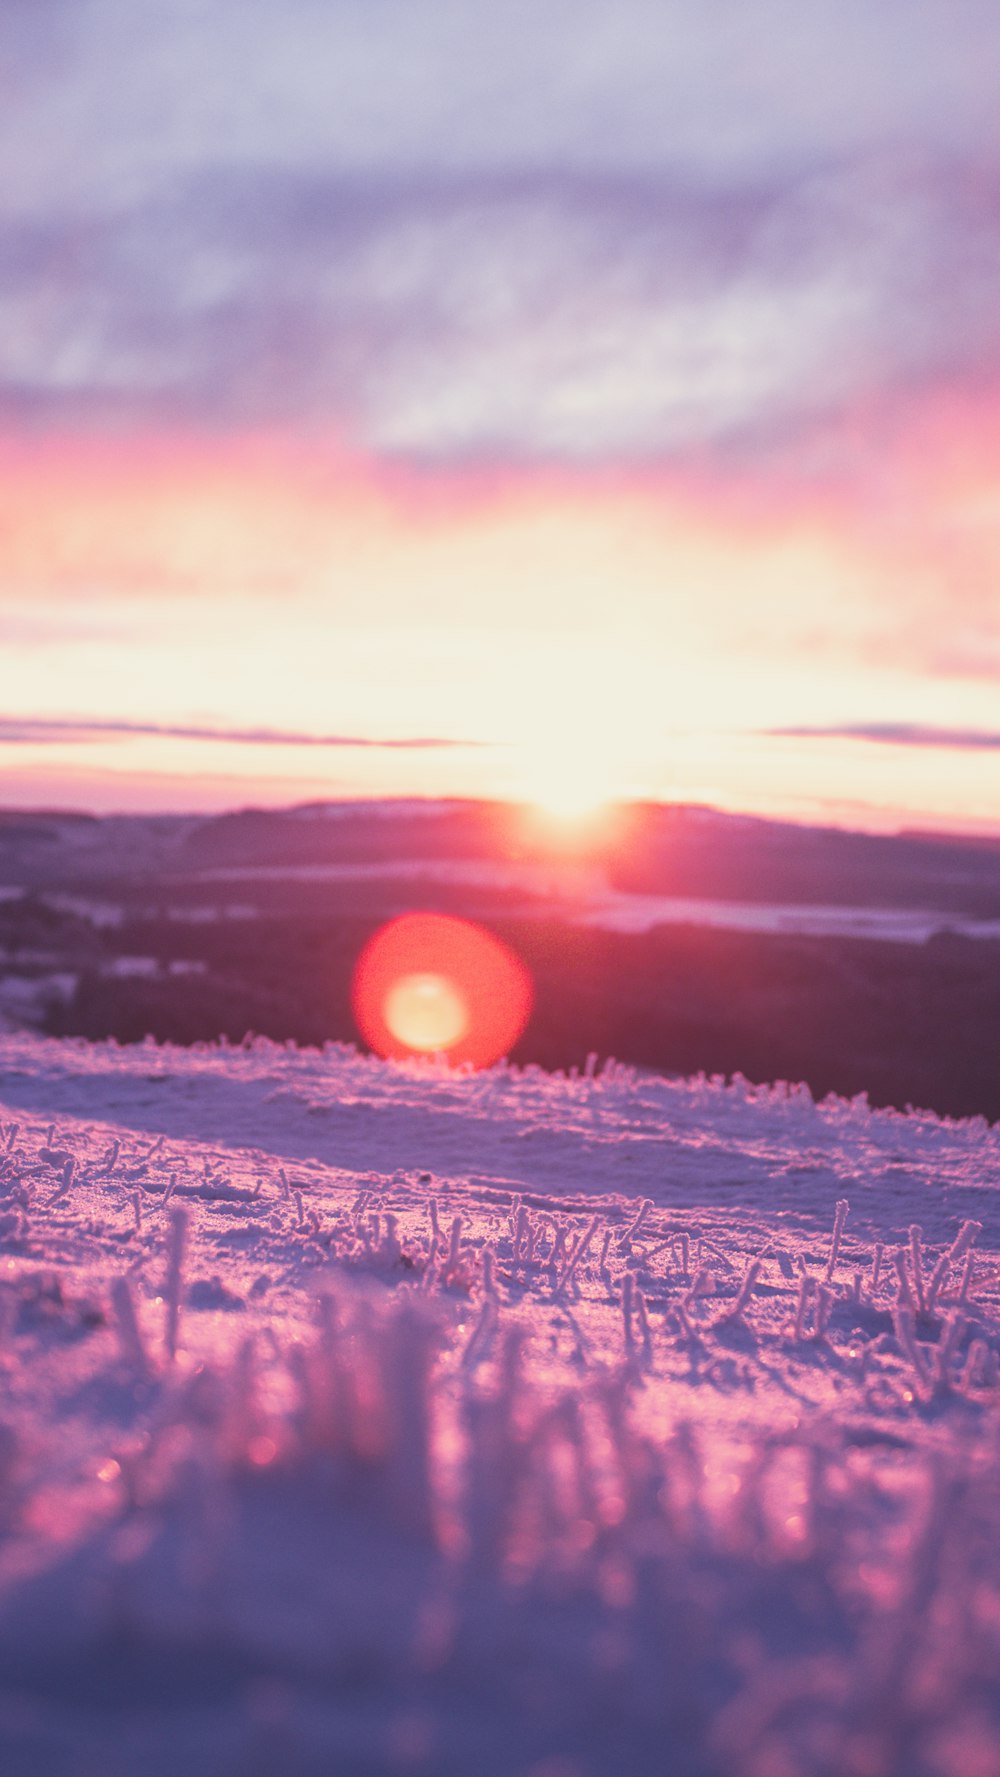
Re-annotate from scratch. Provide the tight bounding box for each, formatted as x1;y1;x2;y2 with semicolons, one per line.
1;1033;999;1775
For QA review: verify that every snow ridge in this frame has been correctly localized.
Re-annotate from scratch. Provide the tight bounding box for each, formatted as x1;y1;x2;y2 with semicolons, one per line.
1;1033;999;1775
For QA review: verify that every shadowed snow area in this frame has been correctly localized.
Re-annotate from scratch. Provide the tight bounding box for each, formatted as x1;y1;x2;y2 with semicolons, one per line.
1;1032;999;1775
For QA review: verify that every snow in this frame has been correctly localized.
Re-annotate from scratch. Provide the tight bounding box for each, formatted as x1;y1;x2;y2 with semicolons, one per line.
188;857;1000;943
1;1031;999;1775
576;890;1000;944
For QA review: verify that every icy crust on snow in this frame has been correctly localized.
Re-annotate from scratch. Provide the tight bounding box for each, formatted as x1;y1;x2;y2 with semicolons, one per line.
0;1034;999;1776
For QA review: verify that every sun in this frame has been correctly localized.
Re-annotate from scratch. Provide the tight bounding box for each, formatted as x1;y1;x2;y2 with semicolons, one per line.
509;730;633;825
529;766;614;823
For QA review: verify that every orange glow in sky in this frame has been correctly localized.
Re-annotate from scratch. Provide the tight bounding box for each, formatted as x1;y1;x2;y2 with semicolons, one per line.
352;914;533;1066
3;2;1000;840
1;409;999;836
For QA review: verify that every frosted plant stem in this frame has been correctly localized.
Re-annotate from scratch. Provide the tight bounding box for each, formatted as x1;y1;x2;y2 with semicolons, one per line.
111;1275;151;1377
462;1296;498;1372
957;1253;975;1305
824;1198;849;1283
909;1225;927;1314
698;1236;735;1273
621;1272;635;1356
513;1204;529;1264
926;1219;982;1310
548;1225;568;1273
650;1236;679;1268
893;1249;914;1310
225;1334;258;1455
688;1267;714;1301
792;1274;815;1340
481;1245;497;1299
726;1258;762;1323
447;1216;463;1270
952;1218;982;1263
557;1215;600;1293
962;1338;987;1389
893;1305;928;1388
635;1285;653;1362
49;1157;75;1203
422;1235;440;1288
933;1311;965;1392
617;1198;652;1252
380;1213;401;1265
384;1308;437;1536
925;1251;950;1311
164;1206;190;1361
871;1242;884;1294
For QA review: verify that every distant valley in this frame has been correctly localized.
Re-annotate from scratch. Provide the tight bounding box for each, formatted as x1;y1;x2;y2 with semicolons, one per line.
2;798;999;1121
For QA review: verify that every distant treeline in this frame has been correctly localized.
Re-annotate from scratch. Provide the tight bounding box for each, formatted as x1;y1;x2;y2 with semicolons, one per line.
42;908;1000;1124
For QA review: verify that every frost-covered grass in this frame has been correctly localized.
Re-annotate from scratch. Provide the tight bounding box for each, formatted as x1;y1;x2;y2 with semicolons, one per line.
1;1033;999;1774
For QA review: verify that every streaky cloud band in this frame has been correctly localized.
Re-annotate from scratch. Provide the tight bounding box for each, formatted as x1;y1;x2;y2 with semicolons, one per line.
0;717;483;750
766;723;1000;751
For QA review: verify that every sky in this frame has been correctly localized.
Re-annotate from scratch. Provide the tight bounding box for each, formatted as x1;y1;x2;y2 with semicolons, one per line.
2;0;1000;833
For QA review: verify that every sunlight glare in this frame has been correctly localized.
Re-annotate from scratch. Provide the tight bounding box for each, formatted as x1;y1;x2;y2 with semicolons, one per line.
529;764;615;822
383;971;470;1052
352;912;533;1067
508;726;632;823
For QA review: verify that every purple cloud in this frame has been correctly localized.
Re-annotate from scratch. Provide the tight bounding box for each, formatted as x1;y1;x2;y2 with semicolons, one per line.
0;717;482;749
1;1;999;469
1;160;999;472
766;724;1000;751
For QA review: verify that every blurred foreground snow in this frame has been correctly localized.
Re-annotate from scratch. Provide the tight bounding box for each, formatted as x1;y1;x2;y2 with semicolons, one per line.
1;1033;999;1776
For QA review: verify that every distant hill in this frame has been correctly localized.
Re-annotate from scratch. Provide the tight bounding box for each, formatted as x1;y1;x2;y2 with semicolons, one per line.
2;797;1000;918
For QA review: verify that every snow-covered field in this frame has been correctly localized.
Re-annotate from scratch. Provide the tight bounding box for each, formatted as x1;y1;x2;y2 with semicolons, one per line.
1;1032;999;1775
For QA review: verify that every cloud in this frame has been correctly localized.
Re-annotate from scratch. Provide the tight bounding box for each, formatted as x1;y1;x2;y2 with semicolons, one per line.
766;723;1000;751
0;717;481;750
0;611;135;645
7;0;1000;184
2;0;1000;471
3;159;1000;474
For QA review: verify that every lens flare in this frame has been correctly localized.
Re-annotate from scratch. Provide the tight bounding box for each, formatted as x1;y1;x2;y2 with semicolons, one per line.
383;971;470;1052
352;913;532;1067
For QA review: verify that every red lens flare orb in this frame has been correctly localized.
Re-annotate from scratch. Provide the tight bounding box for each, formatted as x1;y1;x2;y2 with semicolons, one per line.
352;913;533;1068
